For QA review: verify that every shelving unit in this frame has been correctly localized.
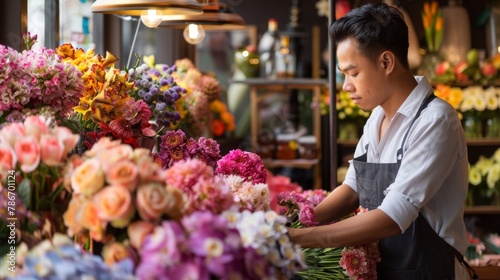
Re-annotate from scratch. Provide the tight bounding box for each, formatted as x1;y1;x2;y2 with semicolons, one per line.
229;78;328;189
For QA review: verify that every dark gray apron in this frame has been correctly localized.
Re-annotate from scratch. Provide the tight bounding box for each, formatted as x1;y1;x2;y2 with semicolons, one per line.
352;93;477;279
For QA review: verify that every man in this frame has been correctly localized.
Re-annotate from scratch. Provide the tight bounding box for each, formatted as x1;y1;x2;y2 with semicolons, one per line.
288;3;475;279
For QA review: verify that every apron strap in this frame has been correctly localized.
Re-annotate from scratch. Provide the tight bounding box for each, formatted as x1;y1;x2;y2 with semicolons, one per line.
396;93;436;161
452;246;478;279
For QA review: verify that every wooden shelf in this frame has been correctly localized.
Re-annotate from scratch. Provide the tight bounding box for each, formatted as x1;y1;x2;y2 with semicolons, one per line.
262;158;320;169
464;206;500;215
466;138;500;146
471;265;500;280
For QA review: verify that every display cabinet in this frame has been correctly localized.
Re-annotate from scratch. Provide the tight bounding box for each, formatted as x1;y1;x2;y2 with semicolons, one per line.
229;78;328;189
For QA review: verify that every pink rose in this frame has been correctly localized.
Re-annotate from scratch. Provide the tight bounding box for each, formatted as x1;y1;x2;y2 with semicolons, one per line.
96;145;134;172
14;136;40;173
54;126;80;156
0;122;26;148
136;183;172;221
106;160;138;191
93;185;134;228
40;133;64;166
70;158;105;196
24;115;48;141
84;137;121;158
0;143;16;170
102;242;137;266
127;221;155;250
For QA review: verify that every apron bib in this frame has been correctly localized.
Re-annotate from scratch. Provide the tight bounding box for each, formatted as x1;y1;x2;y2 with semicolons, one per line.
352;93;475;279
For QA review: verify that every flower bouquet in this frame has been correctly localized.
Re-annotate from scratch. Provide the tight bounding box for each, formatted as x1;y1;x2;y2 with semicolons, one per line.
278;190;381;280
0;33;84;123
56;44;156;149
0;115;80;254
127;56;185;129
55;133;306;279
171;58;235;138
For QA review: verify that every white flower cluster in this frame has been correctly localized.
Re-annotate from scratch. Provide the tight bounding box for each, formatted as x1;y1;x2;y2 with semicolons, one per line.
224;209;306;278
315;0;329;18
460;86;500;112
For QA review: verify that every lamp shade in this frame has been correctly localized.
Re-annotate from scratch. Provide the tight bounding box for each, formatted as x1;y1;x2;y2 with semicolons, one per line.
91;0;203;16
159;1;245;30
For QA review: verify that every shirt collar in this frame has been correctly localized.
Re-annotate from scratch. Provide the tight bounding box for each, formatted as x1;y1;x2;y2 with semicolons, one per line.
396;76;434;118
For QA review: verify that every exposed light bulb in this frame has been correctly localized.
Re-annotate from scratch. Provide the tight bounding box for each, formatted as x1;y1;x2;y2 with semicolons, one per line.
140;10;163;28
183;24;205;45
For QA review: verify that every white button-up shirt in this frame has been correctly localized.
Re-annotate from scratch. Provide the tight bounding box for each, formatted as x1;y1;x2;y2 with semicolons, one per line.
343;76;469;255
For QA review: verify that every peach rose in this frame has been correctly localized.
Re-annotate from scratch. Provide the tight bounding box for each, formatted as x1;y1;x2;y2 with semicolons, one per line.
102;242;137;266
136;183;172;221
40;133;64;166
14;136;40;173
63;195;85;236
127;221;155;250
0;122;26;148
106;160;138;191
93;185;134;228
80;201;107;242
84;137;122;158
54;126;80;156
97;145;134;172
71;158;105;196
24;115;48;141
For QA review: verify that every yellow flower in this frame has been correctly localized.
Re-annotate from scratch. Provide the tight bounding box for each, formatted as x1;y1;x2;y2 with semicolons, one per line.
493;147;500;163
448;87;463;109
469;166;482;186
486;164;500;189
143;55;155;68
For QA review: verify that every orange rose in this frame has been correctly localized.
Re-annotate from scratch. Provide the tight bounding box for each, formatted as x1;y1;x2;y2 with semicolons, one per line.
80;201;107;241
127;221;155;250
93;185;134;228
63;195;85;236
102;242;136;266
71;158;105;196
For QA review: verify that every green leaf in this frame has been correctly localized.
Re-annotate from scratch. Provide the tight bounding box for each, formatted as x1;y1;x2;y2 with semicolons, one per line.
18;179;32;209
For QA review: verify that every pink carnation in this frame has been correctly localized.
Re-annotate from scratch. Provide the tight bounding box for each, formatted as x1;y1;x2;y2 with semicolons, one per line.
215;149;266;184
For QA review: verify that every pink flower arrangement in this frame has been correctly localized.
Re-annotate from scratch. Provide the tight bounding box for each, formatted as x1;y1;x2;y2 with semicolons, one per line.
0;33;84;120
165;158;236;215
339;208;381;280
215;149;267;184
136;209;306;280
266;169;303;211
220;174;271;211
278;190;381;279
153;129;221;169
0;115;80;247
63;137;183;244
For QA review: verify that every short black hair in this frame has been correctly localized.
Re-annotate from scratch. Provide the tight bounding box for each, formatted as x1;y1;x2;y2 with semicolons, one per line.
329;2;410;69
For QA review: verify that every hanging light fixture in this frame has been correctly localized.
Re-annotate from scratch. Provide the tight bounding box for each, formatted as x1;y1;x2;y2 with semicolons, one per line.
159;0;246;44
91;0;203;27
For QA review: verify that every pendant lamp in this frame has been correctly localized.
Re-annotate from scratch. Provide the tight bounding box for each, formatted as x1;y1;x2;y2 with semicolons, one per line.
158;0;245;30
91;0;203;16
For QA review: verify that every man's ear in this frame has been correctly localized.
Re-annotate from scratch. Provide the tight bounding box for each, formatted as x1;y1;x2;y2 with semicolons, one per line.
380;51;395;73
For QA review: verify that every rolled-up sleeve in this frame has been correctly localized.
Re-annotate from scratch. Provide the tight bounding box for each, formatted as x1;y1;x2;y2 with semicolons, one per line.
379;109;466;232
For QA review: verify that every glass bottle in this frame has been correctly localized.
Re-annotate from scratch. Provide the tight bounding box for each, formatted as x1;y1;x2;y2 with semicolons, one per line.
275;35;296;78
258;18;280;78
